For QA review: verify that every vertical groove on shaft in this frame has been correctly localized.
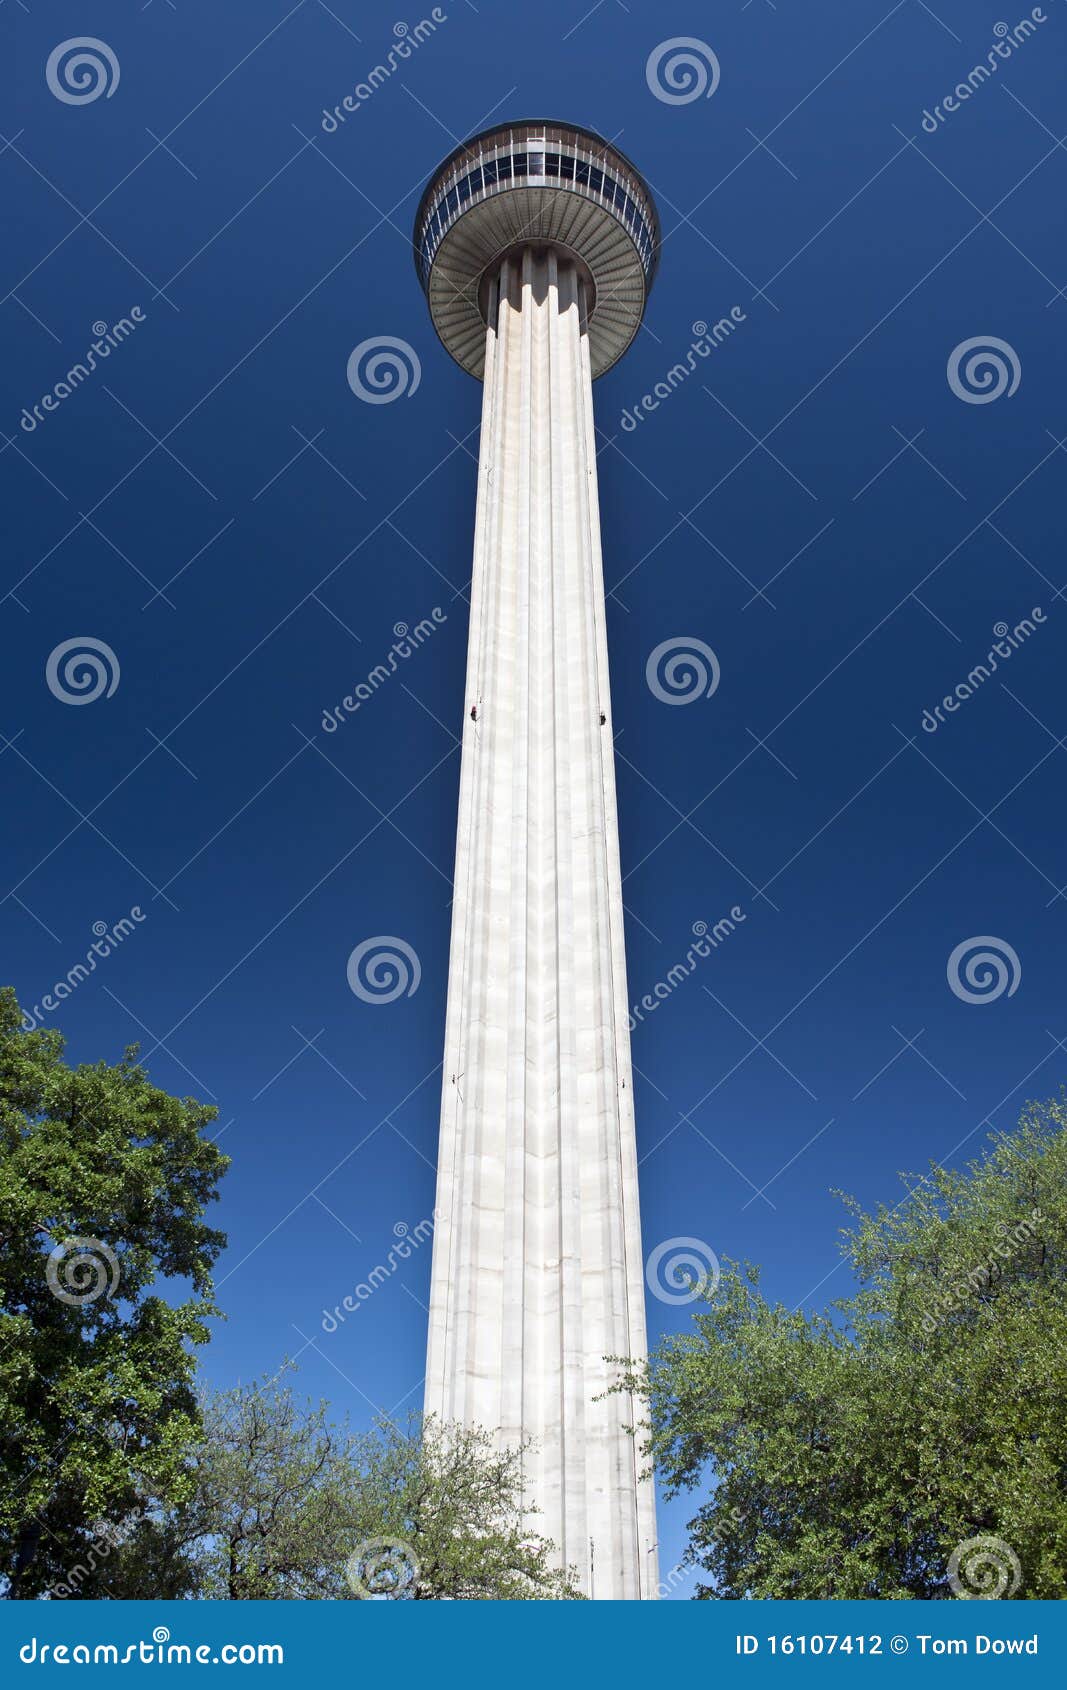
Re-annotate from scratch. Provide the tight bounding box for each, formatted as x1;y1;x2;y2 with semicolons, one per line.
425;247;658;1599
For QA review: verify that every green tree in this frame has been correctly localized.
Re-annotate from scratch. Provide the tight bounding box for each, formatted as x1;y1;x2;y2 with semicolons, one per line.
622;1096;1067;1599
157;1377;583;1599
0;988;228;1597
173;1378;363;1600
343;1409;583;1599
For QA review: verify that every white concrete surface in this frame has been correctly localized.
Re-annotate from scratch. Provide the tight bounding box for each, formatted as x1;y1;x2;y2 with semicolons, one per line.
425;249;658;1600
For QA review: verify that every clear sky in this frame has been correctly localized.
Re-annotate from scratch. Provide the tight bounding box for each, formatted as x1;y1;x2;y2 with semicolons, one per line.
4;0;1065;1593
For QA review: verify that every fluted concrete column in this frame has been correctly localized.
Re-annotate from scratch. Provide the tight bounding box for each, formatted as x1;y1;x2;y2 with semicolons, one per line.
424;249;658;1600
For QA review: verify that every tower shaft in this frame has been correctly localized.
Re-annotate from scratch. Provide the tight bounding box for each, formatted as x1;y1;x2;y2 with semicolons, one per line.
425;249;657;1599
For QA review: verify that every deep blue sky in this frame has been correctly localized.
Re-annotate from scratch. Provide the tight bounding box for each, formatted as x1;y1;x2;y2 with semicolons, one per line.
4;1;1066;1592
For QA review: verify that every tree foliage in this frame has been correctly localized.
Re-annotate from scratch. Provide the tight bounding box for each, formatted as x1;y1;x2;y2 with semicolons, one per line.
341;1409;583;1599
0;988;228;1597
139;1377;583;1599
623;1097;1067;1599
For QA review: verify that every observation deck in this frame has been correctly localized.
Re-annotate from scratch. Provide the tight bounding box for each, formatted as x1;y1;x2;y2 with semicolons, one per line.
413;120;660;380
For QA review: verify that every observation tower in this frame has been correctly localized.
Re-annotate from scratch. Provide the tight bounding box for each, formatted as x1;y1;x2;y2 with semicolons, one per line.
415;122;660;1601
